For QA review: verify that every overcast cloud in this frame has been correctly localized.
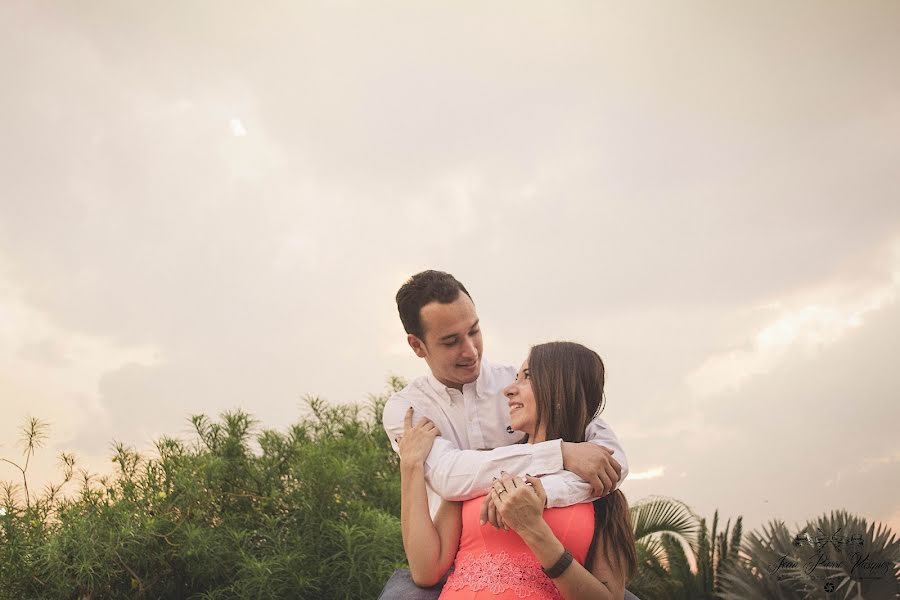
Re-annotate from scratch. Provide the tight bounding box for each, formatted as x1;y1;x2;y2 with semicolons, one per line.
1;0;898;535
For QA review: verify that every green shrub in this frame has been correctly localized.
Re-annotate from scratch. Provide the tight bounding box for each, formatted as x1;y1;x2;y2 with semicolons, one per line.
0;380;406;600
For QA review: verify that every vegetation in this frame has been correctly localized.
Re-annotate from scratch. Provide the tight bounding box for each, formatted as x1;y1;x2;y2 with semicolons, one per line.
627;499;745;599
624;498;898;600
1;379;406;600
718;510;899;600
1;380;897;599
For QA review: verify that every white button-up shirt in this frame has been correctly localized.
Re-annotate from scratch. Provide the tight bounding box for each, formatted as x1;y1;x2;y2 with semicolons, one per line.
383;359;629;517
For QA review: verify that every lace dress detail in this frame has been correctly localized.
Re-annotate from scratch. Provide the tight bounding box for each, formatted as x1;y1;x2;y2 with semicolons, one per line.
438;498;592;599
445;551;562;599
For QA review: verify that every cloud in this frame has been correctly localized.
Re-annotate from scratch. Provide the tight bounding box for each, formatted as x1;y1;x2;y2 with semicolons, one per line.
0;0;898;536
0;260;161;486
825;449;900;487
687;240;900;398
0;262;161;433
860;451;900;472
673;288;900;534
229;117;247;137
628;466;666;481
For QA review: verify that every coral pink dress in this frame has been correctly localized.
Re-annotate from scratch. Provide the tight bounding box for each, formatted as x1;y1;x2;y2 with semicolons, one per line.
440;496;595;600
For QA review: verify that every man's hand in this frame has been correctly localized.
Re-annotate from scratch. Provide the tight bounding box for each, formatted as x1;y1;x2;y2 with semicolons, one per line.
561;442;621;497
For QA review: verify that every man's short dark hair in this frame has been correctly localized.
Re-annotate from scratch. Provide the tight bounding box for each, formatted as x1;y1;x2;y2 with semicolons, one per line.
396;270;473;340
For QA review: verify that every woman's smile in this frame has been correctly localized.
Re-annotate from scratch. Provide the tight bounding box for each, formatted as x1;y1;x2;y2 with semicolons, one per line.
504;361;536;436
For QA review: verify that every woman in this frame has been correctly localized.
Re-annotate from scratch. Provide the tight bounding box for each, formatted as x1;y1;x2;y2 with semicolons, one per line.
399;341;637;600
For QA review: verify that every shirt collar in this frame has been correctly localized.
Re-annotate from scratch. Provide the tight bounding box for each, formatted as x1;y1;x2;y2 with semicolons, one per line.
425;358;488;400
424;372;454;405
473;358;488;396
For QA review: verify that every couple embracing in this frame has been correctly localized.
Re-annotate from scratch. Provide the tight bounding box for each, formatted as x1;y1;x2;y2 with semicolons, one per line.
380;271;638;600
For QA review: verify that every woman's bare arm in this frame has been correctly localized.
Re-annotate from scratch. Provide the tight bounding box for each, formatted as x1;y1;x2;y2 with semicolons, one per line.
398;408;462;587
401;462;462;586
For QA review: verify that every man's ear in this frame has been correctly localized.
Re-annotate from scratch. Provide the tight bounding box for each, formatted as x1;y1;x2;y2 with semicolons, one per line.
408;334;428;358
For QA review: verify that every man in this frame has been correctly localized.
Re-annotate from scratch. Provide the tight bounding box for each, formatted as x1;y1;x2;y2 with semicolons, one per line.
378;270;628;600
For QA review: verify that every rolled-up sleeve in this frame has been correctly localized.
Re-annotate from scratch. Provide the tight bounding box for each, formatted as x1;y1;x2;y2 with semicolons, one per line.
423;437;564;501
381;381;628;508
382;395;411;454
540;416;629;508
585;417;629;482
541;472;594;508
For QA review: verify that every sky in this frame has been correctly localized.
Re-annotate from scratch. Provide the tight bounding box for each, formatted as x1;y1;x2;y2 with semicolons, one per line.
1;1;899;538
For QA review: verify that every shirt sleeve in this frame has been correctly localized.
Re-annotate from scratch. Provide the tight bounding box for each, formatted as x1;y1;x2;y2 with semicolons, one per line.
383;390;566;500
382;394;410;455
382;391;628;505
541;471;594;508
541;415;630;508
585;416;629;482
422;436;564;501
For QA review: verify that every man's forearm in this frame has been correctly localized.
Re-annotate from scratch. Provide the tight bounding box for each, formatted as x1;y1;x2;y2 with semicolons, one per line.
541;425;629;508
584;418;629;481
539;472;594;508
424;437;563;500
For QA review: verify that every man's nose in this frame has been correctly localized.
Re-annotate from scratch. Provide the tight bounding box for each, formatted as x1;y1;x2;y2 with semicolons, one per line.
461;337;477;359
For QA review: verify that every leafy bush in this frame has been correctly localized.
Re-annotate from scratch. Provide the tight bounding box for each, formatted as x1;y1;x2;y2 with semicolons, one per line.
4;383;896;599
0;379;406;600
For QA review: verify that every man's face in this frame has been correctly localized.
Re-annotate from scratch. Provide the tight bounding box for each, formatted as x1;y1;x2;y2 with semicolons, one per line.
408;292;483;390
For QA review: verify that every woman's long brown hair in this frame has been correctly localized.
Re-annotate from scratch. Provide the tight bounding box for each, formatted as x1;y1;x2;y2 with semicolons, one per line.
528;342;637;580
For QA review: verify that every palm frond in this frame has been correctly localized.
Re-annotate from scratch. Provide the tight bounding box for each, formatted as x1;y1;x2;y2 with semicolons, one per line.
630;496;699;546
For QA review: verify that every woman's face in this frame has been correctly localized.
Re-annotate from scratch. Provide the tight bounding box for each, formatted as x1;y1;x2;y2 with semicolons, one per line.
504;360;541;441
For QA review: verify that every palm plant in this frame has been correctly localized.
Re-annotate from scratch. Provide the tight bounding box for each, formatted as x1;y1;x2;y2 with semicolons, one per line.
718;510;899;600
627;499;744;599
628;496;699;598
695;511;744;598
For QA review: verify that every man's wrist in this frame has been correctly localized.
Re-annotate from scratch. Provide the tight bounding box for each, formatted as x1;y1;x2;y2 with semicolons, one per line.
560;441;574;470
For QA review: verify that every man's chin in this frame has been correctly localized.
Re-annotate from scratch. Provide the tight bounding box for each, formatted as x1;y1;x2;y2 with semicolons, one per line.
456;364;480;382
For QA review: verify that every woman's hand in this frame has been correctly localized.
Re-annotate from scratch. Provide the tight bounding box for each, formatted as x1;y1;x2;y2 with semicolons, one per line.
492;473;548;534
398;407;441;467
